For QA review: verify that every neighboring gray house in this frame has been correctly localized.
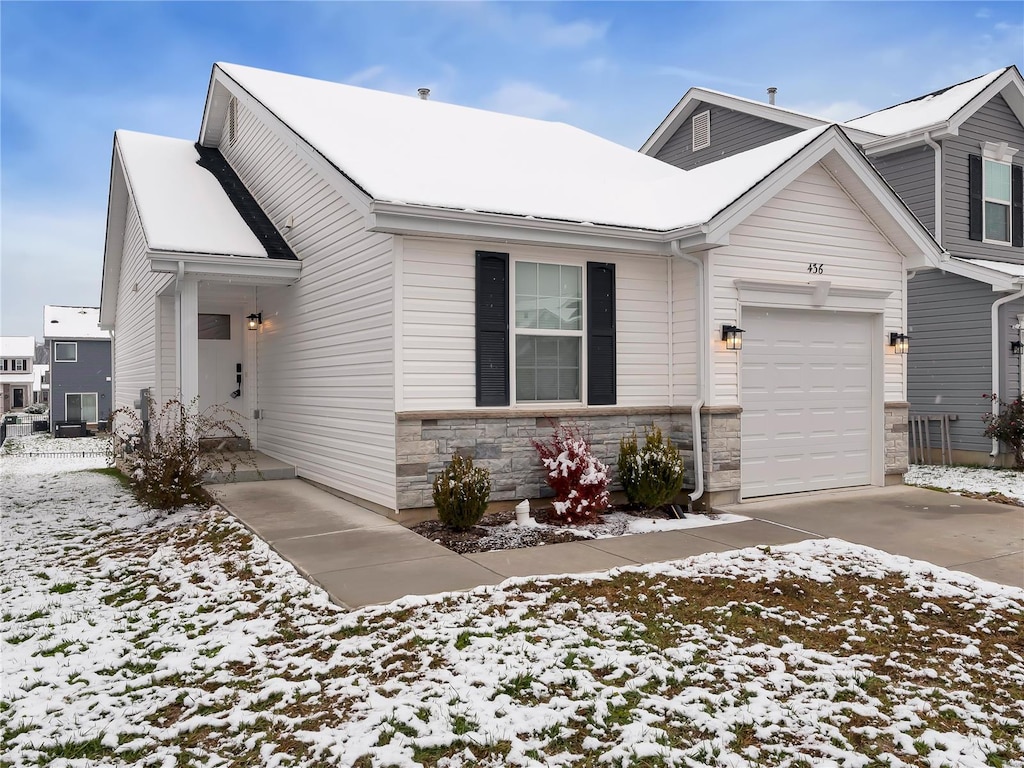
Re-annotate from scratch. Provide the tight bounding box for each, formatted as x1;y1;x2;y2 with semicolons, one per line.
642;66;1024;465
44;306;112;431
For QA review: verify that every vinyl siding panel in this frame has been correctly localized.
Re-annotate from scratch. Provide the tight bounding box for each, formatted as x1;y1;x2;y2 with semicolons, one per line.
400;239;671;410
671;259;699;403
220;97;397;510
908;270;1024;453
49;340;112;423
943;94;1024;259
868;145;935;235
654;102;804;171
158;296;176;402
710;163;905;403
112;199;173;413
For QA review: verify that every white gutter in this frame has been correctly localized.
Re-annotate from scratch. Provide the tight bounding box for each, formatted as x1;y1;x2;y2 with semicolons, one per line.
990;284;1024;457
922;132;942;246
670;241;706;507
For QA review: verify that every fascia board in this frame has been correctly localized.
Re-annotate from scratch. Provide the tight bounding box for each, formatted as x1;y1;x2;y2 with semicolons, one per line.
640;87;830;156
197;64;220;145
148;251;302;285
99;141;128;330
367;204;673;255
935;258;1023;292
860;122;955;155
201;66;374;219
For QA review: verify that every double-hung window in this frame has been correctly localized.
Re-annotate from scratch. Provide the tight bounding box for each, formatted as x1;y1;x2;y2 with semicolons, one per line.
514;262;583;402
54;342;77;362
984;158;1012;243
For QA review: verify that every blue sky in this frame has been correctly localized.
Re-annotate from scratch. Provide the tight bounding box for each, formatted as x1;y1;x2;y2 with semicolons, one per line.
2;1;1022;339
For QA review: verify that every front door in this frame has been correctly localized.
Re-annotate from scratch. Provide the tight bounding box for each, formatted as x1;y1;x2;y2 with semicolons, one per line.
197;312;245;433
12;387;25;409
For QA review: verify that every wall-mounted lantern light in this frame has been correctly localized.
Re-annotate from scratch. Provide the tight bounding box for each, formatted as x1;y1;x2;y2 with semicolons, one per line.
722;325;745;351
247;312;262;331
889;332;910;355
1011;340;1023;356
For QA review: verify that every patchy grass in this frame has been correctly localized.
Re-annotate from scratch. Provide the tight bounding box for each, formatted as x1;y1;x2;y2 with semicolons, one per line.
2;454;1023;767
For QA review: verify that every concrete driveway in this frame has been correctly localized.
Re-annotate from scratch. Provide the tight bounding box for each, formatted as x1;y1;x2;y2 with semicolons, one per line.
718;485;1024;588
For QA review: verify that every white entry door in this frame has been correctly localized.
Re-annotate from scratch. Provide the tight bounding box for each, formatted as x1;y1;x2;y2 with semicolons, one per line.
741;308;873;498
198;312;243;423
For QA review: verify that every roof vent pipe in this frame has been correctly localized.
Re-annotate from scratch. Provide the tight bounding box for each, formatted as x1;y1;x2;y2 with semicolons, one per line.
767;87;777;105
418;87;430;100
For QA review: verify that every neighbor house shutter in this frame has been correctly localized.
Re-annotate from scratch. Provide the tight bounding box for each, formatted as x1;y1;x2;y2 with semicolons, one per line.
587;262;616;405
476;251;509;407
1012;164;1023;248
968;154;983;242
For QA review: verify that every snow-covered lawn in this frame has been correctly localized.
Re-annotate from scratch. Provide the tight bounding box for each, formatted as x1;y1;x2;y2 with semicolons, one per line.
905;464;1024;504
3;449;1024;768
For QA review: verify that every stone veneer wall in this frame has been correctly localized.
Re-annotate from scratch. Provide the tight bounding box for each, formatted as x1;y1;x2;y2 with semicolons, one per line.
885;401;909;478
700;406;742;504
395;408;696;511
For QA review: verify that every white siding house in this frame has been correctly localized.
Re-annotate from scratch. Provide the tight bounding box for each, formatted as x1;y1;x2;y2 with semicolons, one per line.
100;63;944;513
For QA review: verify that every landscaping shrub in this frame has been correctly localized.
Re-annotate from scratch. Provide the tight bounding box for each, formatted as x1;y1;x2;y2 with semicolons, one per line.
982;393;1024;468
432;453;491;530
532;423;609;524
618;426;686;509
23;404;47;415
108;395;252;511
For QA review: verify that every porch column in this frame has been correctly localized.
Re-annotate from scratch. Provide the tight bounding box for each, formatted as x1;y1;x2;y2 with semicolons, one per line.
177;277;199;405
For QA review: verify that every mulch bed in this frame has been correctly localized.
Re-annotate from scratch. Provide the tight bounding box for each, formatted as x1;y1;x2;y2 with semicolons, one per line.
411;503;682;555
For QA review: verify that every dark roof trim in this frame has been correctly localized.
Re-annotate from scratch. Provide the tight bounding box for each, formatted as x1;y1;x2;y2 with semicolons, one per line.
193;143;298;261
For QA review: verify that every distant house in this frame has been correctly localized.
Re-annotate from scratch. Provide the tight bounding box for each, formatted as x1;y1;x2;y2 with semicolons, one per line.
0;336;35;412
642;66;1024;465
33;364;49;405
99;63;943;513
44;306;112;431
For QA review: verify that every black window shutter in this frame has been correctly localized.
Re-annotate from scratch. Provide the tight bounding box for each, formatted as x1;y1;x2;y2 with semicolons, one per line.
587;262;616;405
475;251;509;407
968;154;983;242
1012;164;1023;248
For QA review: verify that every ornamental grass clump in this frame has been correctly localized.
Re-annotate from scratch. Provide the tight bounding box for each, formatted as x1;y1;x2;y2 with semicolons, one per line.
432;453;491;530
618;427;686;509
532;423;609;524
982;393;1024;468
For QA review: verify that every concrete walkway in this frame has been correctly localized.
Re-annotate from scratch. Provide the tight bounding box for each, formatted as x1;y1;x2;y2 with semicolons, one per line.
212;480;1023;610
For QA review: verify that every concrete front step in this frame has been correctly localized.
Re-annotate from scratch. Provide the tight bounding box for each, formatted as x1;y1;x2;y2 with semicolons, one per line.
204;451;296;484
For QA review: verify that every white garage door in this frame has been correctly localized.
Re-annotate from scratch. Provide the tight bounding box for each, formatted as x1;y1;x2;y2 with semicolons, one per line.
741;308;873;498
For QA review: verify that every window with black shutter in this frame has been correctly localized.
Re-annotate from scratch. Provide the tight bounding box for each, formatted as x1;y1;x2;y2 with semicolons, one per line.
475;251;509;406
587;262;616;405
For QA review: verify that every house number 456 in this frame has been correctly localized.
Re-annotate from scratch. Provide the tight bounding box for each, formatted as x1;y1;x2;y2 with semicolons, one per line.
807;263;824;275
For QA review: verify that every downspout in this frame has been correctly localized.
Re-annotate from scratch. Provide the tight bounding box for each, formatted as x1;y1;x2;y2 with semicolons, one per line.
923;132;942;246
990;283;1024;457
670;240;706;508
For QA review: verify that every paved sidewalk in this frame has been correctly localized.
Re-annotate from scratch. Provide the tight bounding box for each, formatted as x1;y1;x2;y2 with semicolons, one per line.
212;480;1023;610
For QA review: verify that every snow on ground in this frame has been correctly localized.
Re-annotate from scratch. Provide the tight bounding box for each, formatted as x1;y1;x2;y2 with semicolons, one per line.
905;464;1024;503
3;446;1024;767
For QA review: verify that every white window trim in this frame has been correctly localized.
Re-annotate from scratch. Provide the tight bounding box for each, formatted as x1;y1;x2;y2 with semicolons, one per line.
65;392;98;423
511;258;587;406
12;359;27;372
982;157;1012;246
692;110;711;152
54;342;78;363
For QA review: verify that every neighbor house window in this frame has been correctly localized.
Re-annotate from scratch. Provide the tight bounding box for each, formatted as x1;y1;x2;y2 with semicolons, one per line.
66;393;98;423
984;158;1012;243
514;262;582;402
12;359;27;372
54;342;77;362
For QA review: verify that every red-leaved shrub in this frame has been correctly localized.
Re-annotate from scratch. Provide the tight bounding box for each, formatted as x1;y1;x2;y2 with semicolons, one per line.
532;423;609;524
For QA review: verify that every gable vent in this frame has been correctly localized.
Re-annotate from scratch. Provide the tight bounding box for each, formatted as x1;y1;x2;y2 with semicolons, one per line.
227;97;238;147
692;110;711;151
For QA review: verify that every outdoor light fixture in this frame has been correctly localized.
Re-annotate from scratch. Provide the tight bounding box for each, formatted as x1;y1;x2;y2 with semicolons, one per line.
889;332;910;355
247;312;262;331
721;325;744;350
1011;340;1023;356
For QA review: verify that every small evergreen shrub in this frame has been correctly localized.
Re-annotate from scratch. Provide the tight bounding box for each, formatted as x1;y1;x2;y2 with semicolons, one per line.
982;393;1024;468
23;404;47;415
532;423;609;524
432;453;491;530
109;395;253;511
618;427;686;509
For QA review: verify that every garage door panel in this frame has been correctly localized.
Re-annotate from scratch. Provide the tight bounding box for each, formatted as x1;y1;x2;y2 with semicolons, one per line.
741;309;873;498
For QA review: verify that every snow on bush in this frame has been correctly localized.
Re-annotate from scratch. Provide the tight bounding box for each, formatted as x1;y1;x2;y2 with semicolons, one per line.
432;452;491;530
982;393;1024;468
618;426;686;509
532;423;609;524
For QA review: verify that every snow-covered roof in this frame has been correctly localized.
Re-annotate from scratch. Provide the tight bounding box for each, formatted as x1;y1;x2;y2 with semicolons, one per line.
0;336;35;358
218;63;826;232
845;68;1008;135
115;130;268;258
43;306;110;340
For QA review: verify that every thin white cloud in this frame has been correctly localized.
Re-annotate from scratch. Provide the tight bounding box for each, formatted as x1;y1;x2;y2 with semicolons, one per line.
787;100;871;122
654;66;758;89
530;16;608;48
346;65;387;87
485;81;571;120
976;7;992;18
579;57;616;75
